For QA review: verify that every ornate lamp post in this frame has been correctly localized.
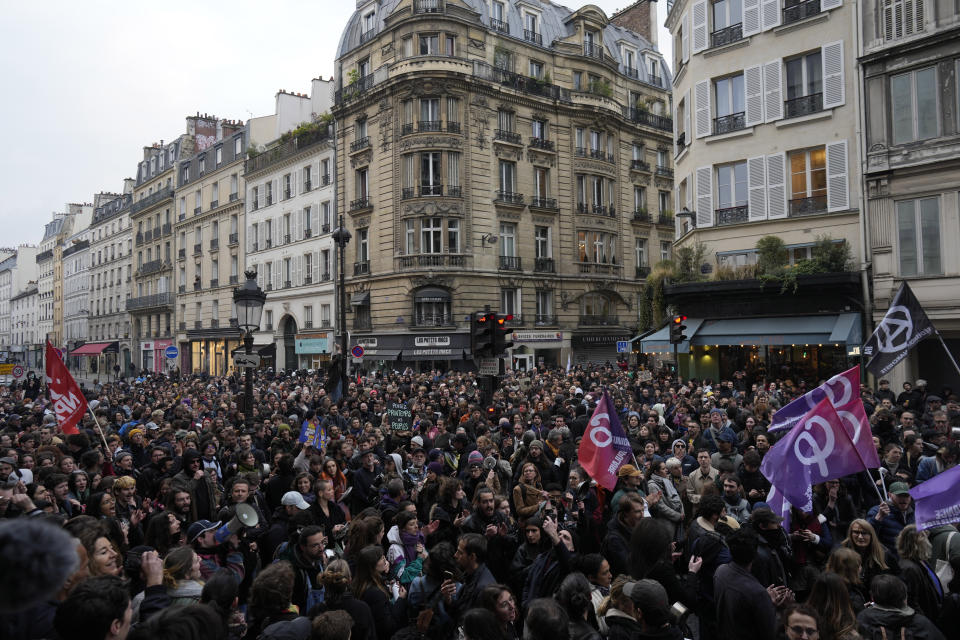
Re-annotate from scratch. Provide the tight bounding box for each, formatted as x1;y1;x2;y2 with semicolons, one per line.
331;216;352;388
232;269;266;425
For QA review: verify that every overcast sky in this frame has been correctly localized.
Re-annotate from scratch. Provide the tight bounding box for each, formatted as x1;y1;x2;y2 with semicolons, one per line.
0;0;670;249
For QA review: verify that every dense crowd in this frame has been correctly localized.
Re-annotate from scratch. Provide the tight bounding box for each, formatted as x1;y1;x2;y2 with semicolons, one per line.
0;364;959;640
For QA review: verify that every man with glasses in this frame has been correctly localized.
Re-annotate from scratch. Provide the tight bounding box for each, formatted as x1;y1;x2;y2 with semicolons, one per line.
866;482;916;554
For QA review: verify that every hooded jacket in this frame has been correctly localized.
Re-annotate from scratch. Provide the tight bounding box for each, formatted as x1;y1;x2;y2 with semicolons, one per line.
856;604;946;640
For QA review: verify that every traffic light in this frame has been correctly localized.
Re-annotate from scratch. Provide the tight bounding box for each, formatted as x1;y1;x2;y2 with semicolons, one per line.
669;315;688;345
494;313;514;355
471;311;495;358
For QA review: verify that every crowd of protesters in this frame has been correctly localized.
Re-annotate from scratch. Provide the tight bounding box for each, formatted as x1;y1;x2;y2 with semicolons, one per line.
0;362;959;640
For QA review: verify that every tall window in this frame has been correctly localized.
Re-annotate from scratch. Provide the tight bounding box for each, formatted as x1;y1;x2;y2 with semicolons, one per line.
501;288;518;315
356;168;369;200
785;52;822;100
419;34;439;55
712;0;743;30
715;74;745;118
531;119;547;140
897;197;940;276
661;241;672;262
497;110;514;132
716;162;748;209
499;223;516;257
420;98;440;124
447;219;460;253
883;0;924;40
492;0;505;21
788;147;827;203
356;228;369;263
634;186;647;212
635;239;647;266
405;220;416;254
577;231;616;263
499;161;516;193
534;167;549;199
535;290;552;322
891;67;938;144
422;217;443;253
421;152;442;194
535;226;551;258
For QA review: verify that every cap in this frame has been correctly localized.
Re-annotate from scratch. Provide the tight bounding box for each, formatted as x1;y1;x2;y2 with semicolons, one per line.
0;457;16;467
528;439;544;450
927;395;942;403
427;461;444;475
145;422;159;431
187;519;221;543
623;579;670;621
888;482;911;496
281;491;311;510
617;464;641;478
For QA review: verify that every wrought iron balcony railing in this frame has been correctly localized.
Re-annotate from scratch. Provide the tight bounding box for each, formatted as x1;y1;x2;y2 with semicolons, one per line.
716;205;749;226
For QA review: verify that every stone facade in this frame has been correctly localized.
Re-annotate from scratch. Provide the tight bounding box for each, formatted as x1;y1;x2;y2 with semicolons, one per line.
88;191;134;373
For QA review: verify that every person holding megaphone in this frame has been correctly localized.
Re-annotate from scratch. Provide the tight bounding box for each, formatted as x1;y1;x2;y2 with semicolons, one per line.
188;501;260;583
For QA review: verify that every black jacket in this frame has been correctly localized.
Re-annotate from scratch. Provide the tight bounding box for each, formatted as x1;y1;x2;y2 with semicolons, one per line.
857;605;946;640
602;516;633;578
713;562;777;640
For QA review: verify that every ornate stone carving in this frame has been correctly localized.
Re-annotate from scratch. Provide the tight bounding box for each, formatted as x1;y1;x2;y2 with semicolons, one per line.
867;178;890;199
356;216;372;227
399;136;462;151
470;95;488;108
494;143;523;160
574;159;615;175
401;201;464;217
350;149;373;168
469;38;485;50
531;215;555;224
527;150;556;166
411;275;453;288
497;276;522;288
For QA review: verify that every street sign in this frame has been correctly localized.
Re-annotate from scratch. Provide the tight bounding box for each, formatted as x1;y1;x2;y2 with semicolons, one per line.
164;345;179;359
53;348;64;361
12;365;24;379
616;341;630;353
0;364;13;375
477;357;499;375
234;353;261;368
350;345;365;358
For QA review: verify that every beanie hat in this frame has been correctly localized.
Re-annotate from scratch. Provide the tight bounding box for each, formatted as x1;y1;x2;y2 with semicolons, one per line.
468;451;484;465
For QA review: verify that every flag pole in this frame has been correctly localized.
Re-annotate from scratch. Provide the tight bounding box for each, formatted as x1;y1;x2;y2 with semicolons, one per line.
936;332;960;379
87;404;110;452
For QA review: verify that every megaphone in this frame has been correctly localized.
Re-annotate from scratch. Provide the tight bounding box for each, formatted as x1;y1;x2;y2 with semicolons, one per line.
214;503;260;544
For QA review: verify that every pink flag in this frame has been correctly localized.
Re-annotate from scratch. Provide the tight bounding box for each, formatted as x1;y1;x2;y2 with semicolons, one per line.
578;391;633;490
761;397;867;509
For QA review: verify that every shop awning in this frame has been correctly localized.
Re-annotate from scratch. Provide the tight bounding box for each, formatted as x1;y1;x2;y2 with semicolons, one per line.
230;342;276;357
363;349;403;360
414;287;450;302
640;314;861;354
350;292;370;306
70;341;119;356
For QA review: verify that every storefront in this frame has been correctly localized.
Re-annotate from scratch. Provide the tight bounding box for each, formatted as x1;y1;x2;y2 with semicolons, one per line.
180;329;241;376
509;330;564;370
295;332;332;369
572;332;632;365
69;341;119;376
639;313;862;385
352;332;472;372
138;339;175;374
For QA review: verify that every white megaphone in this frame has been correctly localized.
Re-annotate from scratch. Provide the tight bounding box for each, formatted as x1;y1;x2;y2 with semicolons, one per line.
214;503;260;544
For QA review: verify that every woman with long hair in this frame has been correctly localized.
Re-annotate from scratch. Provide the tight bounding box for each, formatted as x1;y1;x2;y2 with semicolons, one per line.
321;458;348;503
292;472;316;505
131;545;204;622
896;524;943;621
407;541;461;640
311;478;347;546
555;572;602;640
143;510;184;556
318;559;375;640
352;545;407;640
805;572;859;640
597;576;643;640
512;462;544;525
385;510;427;585
427;476;468;547
825;547;868;613
571;554;613;633
64;517;122;578
67;469;91;506
344;515;385;572
840;518;896;590
478;584;519;640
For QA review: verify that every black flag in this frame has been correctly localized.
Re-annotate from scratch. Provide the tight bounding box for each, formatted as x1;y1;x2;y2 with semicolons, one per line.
864;282;935;376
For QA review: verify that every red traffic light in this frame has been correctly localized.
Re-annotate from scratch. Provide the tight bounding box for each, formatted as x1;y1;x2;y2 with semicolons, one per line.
478;315;488;323
673;315;688;324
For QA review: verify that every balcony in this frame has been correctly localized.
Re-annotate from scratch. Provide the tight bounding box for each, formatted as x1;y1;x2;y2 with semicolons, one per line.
529;137;554;151
494;129;521;144
265;195;273;206
418;120;442;132
579;315;619;326
228;232;238;245
303;180;312;192
414;0;443;13
350;198;372;211
530;197;558;211
523;29;543;45
490;17;509;33
350;137;370;152
284;234;291;244
210;279;219;288
784;0;821;24
321;174;331;186
131;186;173;214
322;223;331;233
636;265;651;278
498;256;522;271
245;127;332;174
194;207;202;215
534;257;555;273
230;275;239;284
588;149;616;163
354;261;370;276
446;122;461;133
535;314;556;326
577;262;621;275
229;192;239;202
676;132;687;149
304;228;312;238
193;244;202;255
162;223;172;236
494;191;524;206
304;274;313;284
582;43;604;60
178;285;186;293
622;65;639;79
210;239;219;250
631;159;651;171
126;292;174;311
632;209;651;222
420;184;444;197
711;23;744;48
135;232;144;246
622;107;674;132
658;214;674;226
789;195;828;217
284;280;292;289
472;61;571;102
785;93;824;119
413;315;455;328
592;204;611;216
656;165;674;178
714;112;746;135
359;28;377;44
210;200;218;209
252;242;259;252
284;189;292;200
138;259;169;276
717;205;750;226
649;75;663;88
264;239;272;249
144;229;153;243
321;272;331;281
193;281;202;291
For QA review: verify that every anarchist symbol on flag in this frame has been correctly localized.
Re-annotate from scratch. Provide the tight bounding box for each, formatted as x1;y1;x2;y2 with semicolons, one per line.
864;282;935;377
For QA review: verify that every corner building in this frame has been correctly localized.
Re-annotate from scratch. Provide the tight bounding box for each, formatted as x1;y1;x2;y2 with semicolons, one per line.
333;0;673;369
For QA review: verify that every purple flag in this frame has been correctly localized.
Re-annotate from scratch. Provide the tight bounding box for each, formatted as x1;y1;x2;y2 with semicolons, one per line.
761;397;867;509
910;464;960;531
765;485;794;532
768;365;880;469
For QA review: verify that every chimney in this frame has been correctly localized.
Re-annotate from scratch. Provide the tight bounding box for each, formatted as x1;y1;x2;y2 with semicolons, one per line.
610;0;657;47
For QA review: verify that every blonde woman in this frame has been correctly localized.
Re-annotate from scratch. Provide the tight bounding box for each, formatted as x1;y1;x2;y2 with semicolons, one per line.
597;575;643;640
840;519;896;590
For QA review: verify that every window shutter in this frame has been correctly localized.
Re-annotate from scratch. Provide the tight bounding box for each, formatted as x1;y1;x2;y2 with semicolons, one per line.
294;211;303;242
743;0;762;35
747;156;767;221
273;260;282;290
694;79;711;138
821;0;842;10
826;140;849;212
766;153;787;219
745;65;764;126
695;166;714;228
691;0;708;53
681;12;690;62
290;171;297;198
763;60;784;122
295;255;303;287
683;90;691;141
686;173;694;214
247;224;254;253
761;0;781;30
258;186;264;209
672;104;679;157
312;251;320;283
256;266;264;290
821;41;845;109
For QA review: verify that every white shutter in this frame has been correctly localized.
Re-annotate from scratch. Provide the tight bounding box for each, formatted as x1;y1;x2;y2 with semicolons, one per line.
681;12;690;62
747;156;767;221
761;0;781;30
294;211;303;242
766;153;787;219
694;79;711;138
258;185;264;209
273;260;282;290
821;0;842;10
745;65;764;126
763;60;784;122
744;0;762;35
247;224;254;253
822;41;845;109
312;250;320;283
691;0;708;53
672;105;679;157
686;172;693;213
695;166;714;228
683;90;691;142
826;140;849;212
294;255;303;287
248;187;256;212
256;265;264;290
312;205;320;232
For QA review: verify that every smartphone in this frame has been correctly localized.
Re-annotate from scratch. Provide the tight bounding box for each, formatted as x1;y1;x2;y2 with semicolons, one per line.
443;570;455;580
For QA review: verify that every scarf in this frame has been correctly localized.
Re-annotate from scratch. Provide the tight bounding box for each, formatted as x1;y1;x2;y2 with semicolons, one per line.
400;530;424;563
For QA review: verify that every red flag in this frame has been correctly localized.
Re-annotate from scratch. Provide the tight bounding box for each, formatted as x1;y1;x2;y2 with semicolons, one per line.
577;391;634;490
45;340;87;435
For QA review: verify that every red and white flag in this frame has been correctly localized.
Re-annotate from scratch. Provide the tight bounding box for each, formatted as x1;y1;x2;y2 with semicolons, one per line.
45;340;87;435
578;391;633;490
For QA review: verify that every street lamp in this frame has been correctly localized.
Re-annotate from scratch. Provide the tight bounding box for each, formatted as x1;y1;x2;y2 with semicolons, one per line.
232;269;266;426
332;215;352;390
